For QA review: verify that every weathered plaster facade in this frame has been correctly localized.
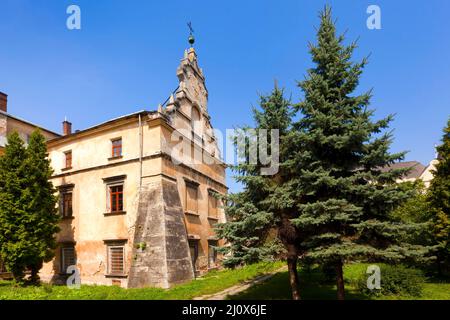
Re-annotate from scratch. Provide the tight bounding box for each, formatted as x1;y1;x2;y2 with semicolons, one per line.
39;48;227;288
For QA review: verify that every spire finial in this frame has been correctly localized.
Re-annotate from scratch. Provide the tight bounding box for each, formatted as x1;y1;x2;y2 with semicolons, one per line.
187;22;195;47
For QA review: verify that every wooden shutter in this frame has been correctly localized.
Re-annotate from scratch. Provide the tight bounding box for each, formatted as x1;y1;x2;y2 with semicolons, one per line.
186;185;198;213
208;192;218;218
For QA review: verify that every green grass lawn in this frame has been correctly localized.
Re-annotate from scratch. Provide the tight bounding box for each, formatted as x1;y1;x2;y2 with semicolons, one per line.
0;261;283;300
230;263;450;300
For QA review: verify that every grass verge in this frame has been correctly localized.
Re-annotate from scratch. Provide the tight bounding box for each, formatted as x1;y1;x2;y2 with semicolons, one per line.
0;261;283;300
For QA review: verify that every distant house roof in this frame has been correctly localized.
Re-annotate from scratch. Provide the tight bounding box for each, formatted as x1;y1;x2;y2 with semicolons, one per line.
0;109;61;137
381;161;426;180
47;110;155;144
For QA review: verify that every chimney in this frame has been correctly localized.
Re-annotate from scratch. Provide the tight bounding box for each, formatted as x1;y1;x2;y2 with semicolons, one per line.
0;92;7;112
63;119;72;135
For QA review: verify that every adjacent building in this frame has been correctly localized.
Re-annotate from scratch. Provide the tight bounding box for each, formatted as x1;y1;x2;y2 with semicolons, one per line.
0;91;60;155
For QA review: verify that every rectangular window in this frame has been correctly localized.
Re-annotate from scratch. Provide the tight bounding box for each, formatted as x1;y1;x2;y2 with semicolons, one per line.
112;138;122;158
189;240;199;273
61;192;73;218
208;241;218;268
208;191;218;218
107;245;125;275
109;185;124;213
61;246;75;274
186;184;198;213
65;151;72;169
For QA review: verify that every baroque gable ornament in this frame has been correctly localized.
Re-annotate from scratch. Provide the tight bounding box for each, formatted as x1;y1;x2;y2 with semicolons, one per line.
176;48;209;114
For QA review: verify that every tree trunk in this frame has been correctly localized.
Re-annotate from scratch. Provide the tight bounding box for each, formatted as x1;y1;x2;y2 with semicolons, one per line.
30;264;40;285
287;255;301;300
335;260;345;300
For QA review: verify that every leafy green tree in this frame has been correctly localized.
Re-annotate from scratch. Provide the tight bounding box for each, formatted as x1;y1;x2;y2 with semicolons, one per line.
217;86;304;299
428;118;450;275
0;132;30;282
0;130;59;284
290;6;430;299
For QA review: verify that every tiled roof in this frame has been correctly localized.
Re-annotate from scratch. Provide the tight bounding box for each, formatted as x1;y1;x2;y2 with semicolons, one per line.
381;161;426;180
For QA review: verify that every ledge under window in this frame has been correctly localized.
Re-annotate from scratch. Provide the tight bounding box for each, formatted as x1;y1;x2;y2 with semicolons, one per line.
61;216;75;221
105;274;128;279
108;155;123;161
185;211;200;217
104;211;127;217
207;216;219;221
61;167;73;172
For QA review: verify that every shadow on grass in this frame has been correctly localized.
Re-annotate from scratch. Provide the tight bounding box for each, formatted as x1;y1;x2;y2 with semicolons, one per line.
228;270;367;300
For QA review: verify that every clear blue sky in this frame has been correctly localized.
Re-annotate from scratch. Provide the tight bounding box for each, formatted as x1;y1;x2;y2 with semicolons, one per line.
1;0;449;192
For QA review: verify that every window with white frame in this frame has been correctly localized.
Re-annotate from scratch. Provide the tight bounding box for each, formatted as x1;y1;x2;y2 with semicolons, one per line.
103;175;126;214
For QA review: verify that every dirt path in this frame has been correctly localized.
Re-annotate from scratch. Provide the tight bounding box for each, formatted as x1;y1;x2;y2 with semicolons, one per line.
193;266;287;300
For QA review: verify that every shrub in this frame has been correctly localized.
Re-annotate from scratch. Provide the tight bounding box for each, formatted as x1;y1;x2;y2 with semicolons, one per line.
354;264;425;297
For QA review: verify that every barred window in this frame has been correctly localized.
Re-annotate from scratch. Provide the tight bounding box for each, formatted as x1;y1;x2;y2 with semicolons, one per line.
61;246;76;274
108;245;125;275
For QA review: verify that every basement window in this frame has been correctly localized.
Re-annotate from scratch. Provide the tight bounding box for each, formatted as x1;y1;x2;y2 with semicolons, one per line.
107;244;125;276
208;240;218;268
61;245;76;274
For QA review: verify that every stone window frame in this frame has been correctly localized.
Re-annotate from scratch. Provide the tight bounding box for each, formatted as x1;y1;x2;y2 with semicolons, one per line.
104;239;128;278
103;175;127;216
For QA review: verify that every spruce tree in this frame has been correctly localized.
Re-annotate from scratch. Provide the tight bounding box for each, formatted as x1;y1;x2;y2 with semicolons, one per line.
217;85;304;299
0;130;59;283
291;6;430;299
428;118;450;275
